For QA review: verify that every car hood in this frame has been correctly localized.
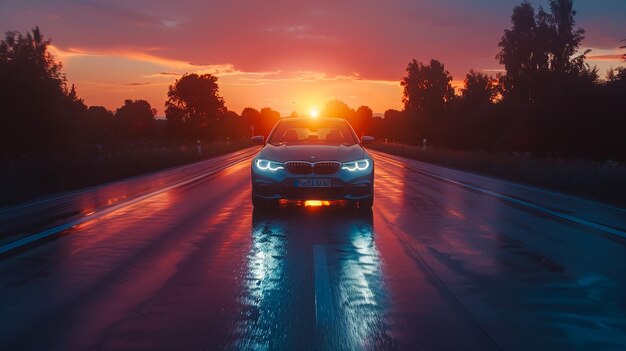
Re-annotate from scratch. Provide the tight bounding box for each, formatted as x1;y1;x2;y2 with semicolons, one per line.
258;143;366;163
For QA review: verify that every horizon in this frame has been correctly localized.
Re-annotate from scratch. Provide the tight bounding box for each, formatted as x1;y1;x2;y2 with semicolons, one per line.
2;0;625;115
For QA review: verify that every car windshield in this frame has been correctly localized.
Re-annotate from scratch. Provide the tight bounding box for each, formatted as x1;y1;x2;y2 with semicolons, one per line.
268;119;358;145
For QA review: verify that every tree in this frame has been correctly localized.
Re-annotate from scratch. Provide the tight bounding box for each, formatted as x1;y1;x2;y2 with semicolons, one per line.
322;99;354;119
165;73;226;139
382;109;410;143
606;67;626;87
401;59;454;117
241;107;261;136
497;2;546;101
84;106;114;143
498;0;589;101
548;0;585;74
258;107;281;137
352;106;373;136
217;110;249;141
319;100;372;136
400;59;454;143
115;100;156;139
0;27;81;158
460;70;499;108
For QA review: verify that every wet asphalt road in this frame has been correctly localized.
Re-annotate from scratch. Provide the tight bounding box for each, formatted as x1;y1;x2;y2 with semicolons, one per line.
1;150;626;350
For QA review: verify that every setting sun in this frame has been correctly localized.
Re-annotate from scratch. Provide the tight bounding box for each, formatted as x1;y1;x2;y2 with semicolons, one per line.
309;108;319;118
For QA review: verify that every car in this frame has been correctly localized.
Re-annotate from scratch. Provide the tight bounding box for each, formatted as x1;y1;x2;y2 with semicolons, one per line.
250;116;375;209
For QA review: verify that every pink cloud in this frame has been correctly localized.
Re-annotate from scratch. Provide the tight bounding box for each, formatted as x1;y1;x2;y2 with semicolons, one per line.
4;0;625;80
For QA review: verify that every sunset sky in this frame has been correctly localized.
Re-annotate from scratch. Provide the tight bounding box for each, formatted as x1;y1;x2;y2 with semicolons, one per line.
1;0;624;116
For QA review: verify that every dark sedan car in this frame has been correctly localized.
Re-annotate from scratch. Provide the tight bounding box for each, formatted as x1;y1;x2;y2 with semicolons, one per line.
251;116;374;208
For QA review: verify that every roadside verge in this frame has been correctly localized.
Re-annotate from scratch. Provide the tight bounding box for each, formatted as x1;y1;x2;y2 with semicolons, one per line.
0;147;259;254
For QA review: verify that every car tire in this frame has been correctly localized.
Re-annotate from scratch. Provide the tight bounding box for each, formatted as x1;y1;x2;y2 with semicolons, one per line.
358;198;373;209
252;194;277;209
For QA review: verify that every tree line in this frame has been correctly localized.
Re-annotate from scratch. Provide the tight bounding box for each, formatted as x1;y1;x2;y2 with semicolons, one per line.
373;0;626;160
1;0;625;162
0;28;281;161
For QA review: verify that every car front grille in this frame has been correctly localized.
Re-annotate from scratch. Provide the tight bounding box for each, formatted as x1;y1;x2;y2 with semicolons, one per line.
285;162;313;174
284;161;341;175
313;162;341;174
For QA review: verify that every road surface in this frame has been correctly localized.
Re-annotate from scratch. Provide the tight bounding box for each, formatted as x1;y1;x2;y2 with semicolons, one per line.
1;148;625;350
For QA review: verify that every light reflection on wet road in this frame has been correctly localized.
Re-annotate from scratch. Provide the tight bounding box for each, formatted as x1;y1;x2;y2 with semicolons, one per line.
1;152;626;350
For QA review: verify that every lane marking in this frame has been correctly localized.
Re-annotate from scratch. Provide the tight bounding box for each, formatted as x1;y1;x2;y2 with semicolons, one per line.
313;245;334;327
371;151;626;214
371;150;626;239
0;155;254;255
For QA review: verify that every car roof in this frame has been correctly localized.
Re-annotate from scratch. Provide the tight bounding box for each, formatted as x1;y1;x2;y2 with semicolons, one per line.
277;116;347;123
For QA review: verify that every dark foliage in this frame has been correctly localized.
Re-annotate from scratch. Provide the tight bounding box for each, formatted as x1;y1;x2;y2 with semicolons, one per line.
0;27;86;159
163;73;255;141
400;59;454;144
320;100;373;137
114;100;157;139
372;0;626;161
257;107;281;137
164;73;226;140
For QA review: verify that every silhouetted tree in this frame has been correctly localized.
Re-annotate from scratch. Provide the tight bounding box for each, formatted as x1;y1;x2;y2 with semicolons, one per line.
115;100;156;139
0;27;84;158
217;110;249;140
84;106;114;143
241;107;261;136
460;70;499;108
547;0;585;74
498;0;590;102
401;59;454;143
351;106;373;136
322;99;354;119
606;68;626;87
370;116;384;139
438;70;505;150
497;3;546;101
165;73;226;140
382;109;410;143
258;107;281;137
600;66;626;159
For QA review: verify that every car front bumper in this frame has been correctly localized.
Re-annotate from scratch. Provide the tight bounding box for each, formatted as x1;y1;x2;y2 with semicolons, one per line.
251;166;373;201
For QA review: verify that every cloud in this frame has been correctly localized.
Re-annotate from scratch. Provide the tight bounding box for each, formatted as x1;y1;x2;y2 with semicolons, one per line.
5;0;625;81
126;82;152;86
267;25;308;33
587;54;624;62
161;18;184;28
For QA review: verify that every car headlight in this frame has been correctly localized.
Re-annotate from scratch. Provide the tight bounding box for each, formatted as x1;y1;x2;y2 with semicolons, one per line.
342;159;371;172
255;159;284;171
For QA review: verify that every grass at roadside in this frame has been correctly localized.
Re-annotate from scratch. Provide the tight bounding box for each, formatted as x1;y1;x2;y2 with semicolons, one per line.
368;142;626;206
0;140;253;206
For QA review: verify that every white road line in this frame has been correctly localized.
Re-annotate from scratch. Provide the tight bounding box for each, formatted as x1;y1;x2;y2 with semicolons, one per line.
0;155;252;255
371;151;626;239
313;245;334;327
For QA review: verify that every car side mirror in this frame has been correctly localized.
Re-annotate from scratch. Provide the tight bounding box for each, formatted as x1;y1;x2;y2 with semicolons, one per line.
361;136;375;144
251;135;265;145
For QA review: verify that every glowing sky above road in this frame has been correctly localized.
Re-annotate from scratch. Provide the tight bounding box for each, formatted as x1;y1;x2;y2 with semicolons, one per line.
1;0;625;115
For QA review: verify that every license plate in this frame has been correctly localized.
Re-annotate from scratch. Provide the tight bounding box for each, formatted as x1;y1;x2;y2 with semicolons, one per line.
295;179;332;187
